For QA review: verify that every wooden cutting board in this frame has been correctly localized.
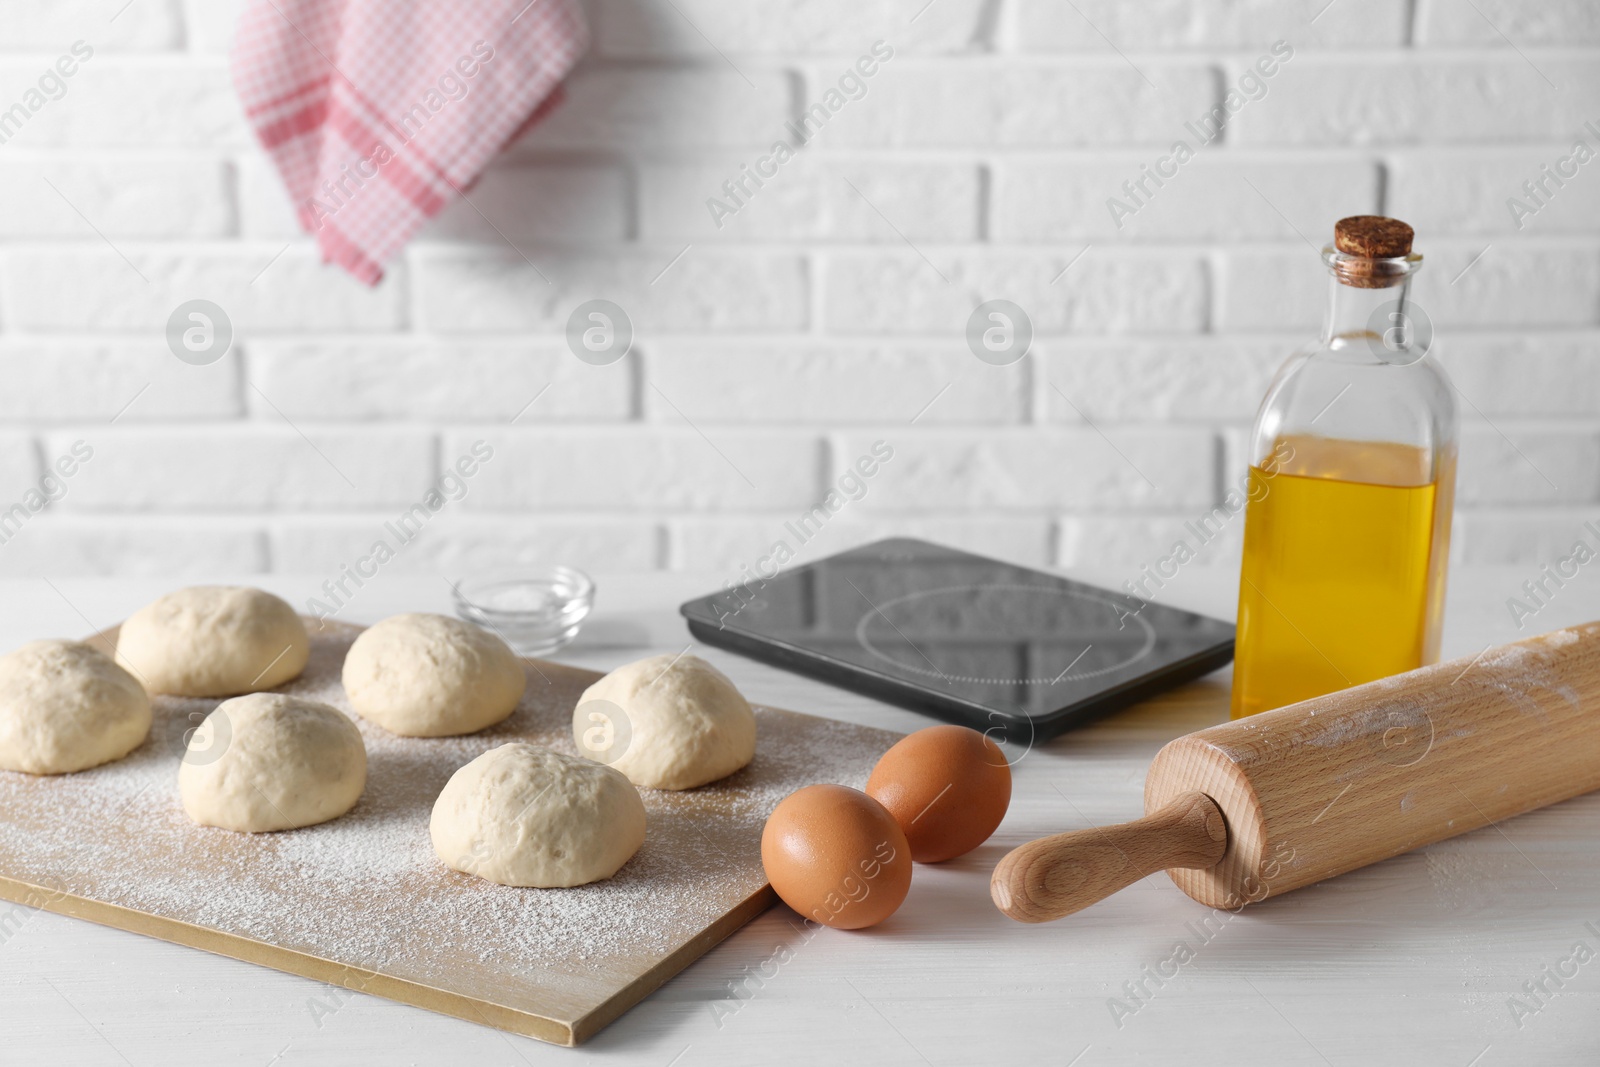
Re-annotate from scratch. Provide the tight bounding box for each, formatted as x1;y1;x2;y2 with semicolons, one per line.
0;619;899;1047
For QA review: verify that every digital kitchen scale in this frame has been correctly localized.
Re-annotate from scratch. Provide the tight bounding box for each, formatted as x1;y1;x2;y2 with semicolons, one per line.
679;538;1235;743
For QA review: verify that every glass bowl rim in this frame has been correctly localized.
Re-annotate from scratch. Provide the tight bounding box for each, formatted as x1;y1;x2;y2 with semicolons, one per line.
451;568;596;620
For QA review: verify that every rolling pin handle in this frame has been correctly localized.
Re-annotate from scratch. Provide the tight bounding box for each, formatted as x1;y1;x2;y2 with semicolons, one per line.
991;791;1229;924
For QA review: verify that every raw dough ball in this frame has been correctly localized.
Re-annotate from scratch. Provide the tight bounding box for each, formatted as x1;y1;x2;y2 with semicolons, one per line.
179;693;366;833
430;742;646;888
115;586;309;697
341;614;526;737
575;653;755;790
0;640;150;775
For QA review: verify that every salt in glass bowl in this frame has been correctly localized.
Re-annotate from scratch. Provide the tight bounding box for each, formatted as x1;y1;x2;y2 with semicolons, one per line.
452;568;595;658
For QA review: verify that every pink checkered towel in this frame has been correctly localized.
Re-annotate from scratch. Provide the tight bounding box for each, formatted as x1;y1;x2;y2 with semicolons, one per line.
232;0;587;285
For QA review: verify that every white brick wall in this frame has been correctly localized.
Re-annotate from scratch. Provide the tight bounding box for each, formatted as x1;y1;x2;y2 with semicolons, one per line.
0;0;1596;582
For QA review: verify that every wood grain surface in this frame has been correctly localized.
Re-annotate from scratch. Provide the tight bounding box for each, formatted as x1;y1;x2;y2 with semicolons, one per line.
0;619;900;1047
5;572;1600;1064
991;791;1227;922
1147;621;1600;909
993;621;1600;922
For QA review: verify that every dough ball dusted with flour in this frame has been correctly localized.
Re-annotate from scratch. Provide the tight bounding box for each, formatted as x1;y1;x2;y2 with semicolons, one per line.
115;586;308;697
0;640;150;775
341;614;526;737
575;653;756;790
431;743;646;888
179;693;366;833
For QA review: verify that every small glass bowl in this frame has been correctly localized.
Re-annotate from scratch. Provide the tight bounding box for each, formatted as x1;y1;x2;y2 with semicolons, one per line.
453;568;595;658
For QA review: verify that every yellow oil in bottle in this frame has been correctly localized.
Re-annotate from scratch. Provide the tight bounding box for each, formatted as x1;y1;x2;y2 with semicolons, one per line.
1230;434;1454;719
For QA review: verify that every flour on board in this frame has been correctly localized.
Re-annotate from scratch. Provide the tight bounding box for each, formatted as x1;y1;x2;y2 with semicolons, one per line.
0;624;892;981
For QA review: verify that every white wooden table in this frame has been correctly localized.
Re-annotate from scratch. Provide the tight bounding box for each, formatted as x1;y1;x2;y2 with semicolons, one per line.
2;566;1596;1066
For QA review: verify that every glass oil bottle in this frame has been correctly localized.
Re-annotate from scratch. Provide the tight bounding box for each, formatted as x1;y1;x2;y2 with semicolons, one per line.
1230;216;1458;719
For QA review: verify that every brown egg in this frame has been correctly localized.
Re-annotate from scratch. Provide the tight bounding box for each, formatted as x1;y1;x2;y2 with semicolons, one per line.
866;725;1011;863
760;784;912;930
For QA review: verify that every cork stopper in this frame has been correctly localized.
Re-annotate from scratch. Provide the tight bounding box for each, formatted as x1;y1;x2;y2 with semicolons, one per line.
1330;216;1416;288
1334;216;1413;258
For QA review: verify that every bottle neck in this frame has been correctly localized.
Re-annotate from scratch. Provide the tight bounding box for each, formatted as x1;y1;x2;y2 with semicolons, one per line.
1321;275;1413;349
1318;247;1423;357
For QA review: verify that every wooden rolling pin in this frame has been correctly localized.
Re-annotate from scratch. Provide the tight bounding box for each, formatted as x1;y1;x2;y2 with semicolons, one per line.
992;622;1600;922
